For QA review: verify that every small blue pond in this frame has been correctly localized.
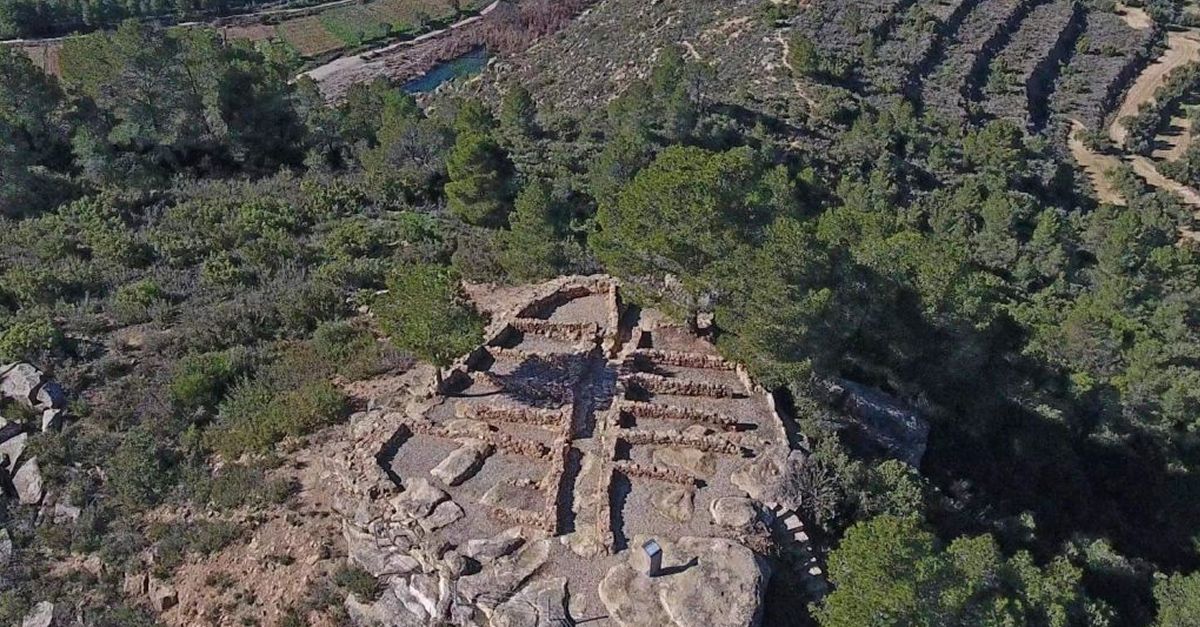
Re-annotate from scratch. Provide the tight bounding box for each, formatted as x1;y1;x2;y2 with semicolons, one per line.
403;48;489;94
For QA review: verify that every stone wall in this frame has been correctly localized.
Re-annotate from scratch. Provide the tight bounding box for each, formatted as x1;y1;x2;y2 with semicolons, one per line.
511;318;601;343
622;373;737;398
629;349;734;371
613;460;697;486
620;429;743;456
618;400;738;431
455;402;568;429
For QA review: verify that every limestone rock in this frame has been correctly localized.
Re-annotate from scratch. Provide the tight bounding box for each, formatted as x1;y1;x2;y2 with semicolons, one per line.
0;528;12;566
14;457;44;505
149;576;178;611
458;539;551;609
1;363;42;407
819;378;929;466
710;497;758;529
21;601;55;627
444;418;495;440
419;500;464;532
463;527;525;563
346;522;420;577
34;379;65;410
123;572;149;598
347;589;429;626
598;563;674;626
599;537;770;627
651;486;693;523
390;478;448;520
431;440;490;486
40;408;65;432
53;502;82;524
407;573;444;617
660;538;769;627
0;432;28;467
391;580;432;622
730;454;785;503
653;447;716;477
490;577;569;627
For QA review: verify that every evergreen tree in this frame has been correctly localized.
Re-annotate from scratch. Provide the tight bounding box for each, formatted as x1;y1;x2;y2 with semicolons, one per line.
445;125;513;227
499;84;539;143
501;180;563;280
374;263;485;386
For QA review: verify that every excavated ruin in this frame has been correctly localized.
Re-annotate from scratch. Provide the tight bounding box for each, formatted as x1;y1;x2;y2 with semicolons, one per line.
333;276;824;626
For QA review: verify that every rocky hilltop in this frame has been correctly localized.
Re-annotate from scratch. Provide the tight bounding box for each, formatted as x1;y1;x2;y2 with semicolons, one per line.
332;276;824;625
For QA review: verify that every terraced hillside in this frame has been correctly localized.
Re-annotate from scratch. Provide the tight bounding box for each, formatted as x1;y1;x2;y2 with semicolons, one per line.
1050;8;1157;129
783;0;1157;137
918;0;1034;120
858;0;972;99
979;0;1083;130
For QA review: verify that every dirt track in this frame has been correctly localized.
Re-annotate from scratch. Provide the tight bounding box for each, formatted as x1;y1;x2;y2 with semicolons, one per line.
1109;29;1200;145
1069;120;1127;205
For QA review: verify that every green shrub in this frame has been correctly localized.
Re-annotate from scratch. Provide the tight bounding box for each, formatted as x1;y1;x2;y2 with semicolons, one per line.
209;379;348;458
109;428;175;508
200;463;296;510
0;315;59;361
112;278;167;323
201;252;251;288
333;565;381;601
170;348;252;411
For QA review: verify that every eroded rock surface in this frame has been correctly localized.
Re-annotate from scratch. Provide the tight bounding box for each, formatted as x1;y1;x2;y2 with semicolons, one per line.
334;277;819;625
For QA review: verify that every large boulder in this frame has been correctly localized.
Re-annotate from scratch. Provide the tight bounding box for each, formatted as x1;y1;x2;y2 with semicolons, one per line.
13;457;44;505
430;440;490;486
1;363;42;407
650;486;693;523
148;576;178;612
599;536;770;627
390;478;448;521
490;576;569;627
710;497;759;530
0;431;28;467
463;527;525;563
21;601;55;627
660;538;769;627
730;454;786;503
418;500;464;533
652;447;716;477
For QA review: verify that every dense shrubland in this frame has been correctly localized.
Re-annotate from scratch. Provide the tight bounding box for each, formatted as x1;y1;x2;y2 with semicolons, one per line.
1;5;1199;625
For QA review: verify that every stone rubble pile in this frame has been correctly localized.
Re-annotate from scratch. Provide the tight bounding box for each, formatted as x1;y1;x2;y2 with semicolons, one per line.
0;362;68;507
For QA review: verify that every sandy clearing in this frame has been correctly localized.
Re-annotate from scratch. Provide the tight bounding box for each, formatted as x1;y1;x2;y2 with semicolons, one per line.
1109;30;1200;146
1069;120;1127;205
1116;3;1153;30
157;434;352;627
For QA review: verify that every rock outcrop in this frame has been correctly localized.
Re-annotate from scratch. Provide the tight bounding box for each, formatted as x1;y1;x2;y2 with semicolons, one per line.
21;601;55;627
334;277;821;625
599;536;770;627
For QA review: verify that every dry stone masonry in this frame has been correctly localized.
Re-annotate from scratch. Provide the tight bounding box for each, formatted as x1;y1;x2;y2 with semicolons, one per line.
334;276;825;626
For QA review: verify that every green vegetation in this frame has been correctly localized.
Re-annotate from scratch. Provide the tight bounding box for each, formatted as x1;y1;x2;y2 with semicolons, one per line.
374;263;485;383
818;515;1096;626
2;3;1200;623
